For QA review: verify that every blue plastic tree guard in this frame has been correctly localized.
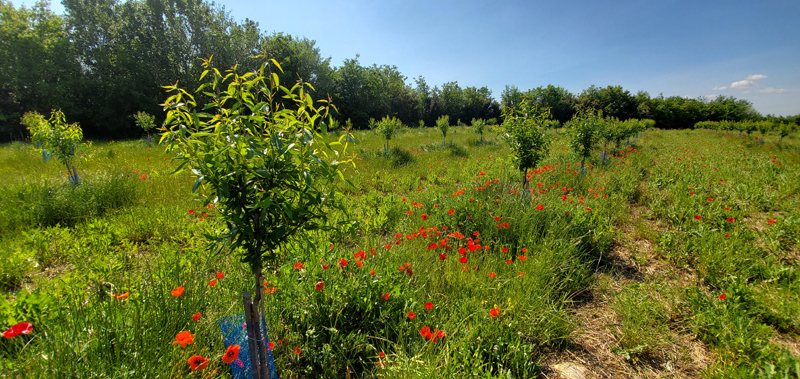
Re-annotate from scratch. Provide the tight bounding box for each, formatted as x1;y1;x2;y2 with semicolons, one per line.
218;314;279;379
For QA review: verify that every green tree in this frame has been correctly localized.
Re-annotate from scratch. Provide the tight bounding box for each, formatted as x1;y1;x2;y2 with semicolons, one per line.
161;56;352;377
566;109;603;172
22;110;83;184
501;97;551;188
437;114;450;145
377;116;400;151
0;0;80;141
472;118;486;142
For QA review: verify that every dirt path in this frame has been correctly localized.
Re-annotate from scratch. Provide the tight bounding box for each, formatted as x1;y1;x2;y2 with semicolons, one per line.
541;205;711;379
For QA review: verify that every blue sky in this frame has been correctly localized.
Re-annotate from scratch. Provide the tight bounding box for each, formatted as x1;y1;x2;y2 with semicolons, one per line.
21;0;800;116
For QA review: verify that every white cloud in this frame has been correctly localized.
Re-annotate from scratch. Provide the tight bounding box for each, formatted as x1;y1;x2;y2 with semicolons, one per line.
758;87;787;94
731;79;757;88
713;86;727;90
728;74;768;89
703;94;720;101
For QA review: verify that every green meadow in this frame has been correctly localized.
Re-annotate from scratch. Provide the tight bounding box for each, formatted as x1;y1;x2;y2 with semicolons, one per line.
1;126;799;378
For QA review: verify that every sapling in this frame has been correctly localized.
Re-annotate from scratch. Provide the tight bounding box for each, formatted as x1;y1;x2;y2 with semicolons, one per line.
22;110;84;184
437;115;450;146
133;111;156;144
501;97;551;188
566;109;603;173
162;55;352;379
472;118;486;142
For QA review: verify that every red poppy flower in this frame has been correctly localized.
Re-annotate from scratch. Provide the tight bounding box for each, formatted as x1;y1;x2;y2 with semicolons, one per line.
384;243;392;249
293;262;305;270
268;342;275;350
3;322;33;338
407;311;416;320
192;312;202;321
694;215;702;220
216;272;225;279
719;294;727;300
439;253;447;260
172;331;194;347
505;259;512;264
489;308;500;318
171;286;184;297
315;281;324;291
518;255;527;261
419;326;431;338
585;207;592;211
294;347;301;355
370;270;376;275
339;259;348;268
208;279;217;287
356;260;364;268
424;302;434;310
406;211;413;216
502;222;509;228
521;248;528;253
536;204;544;211
222;345;241;364
382;292;390;301
420;214;429;221
518;272;525;277
727;218;735;223
407;268;413;277
488;272;496;278
448;209;455;215
113;292;129;300
459;256;468;264
187;355;209;371
380;351;385;358
188;210;195;215
494;216;501;221
501;247;508;253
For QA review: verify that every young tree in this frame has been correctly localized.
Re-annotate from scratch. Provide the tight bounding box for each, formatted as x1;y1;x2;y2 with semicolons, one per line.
161;55;352;378
501;97;551;188
133;111;156;144
22;110;83;184
377;116;400;152
566;109;603;172
437;115;449;145
472;118;486;142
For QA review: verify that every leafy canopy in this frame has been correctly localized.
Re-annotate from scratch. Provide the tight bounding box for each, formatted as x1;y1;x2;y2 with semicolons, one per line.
161;55;352;272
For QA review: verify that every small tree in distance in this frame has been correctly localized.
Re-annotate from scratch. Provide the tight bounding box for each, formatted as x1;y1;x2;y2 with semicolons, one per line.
133;111;156;144
501;97;550;189
566;109;603;172
161;55;353;378
377;116;400;152
437;115;449;146
22;110;84;184
472;118;486;142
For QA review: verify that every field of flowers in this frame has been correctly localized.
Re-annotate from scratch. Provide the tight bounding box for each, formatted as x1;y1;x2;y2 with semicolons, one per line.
0;125;798;378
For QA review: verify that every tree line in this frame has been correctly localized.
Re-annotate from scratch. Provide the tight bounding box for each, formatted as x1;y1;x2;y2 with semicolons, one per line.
1;0;797;141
